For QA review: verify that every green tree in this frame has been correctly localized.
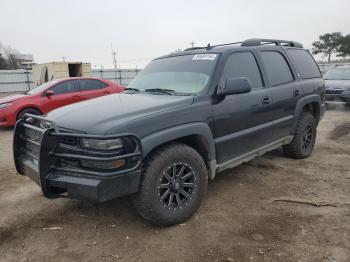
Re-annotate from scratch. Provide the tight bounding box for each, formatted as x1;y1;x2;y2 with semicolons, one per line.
338;34;350;58
0;54;9;69
312;32;343;63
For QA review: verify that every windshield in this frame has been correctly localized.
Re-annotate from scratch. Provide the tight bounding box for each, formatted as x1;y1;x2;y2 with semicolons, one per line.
27;80;59;95
323;67;350;80
127;54;218;94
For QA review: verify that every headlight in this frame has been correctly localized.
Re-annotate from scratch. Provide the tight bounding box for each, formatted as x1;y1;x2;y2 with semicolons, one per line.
80;138;123;151
0;103;12;109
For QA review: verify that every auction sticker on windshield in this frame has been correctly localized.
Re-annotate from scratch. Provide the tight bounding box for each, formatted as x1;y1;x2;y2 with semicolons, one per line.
192;54;217;61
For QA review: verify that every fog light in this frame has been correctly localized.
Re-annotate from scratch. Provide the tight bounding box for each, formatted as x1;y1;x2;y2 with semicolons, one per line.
114;159;126;168
80;159;126;170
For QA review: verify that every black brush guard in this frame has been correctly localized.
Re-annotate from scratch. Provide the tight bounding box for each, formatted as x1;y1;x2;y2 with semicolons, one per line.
13;114;142;202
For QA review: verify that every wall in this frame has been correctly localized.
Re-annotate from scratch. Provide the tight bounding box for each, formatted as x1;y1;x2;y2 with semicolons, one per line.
0;70;34;93
0;68;141;93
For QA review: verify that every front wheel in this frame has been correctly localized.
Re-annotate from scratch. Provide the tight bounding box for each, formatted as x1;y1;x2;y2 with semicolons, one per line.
283;112;316;159
132;143;208;226
17;107;41;121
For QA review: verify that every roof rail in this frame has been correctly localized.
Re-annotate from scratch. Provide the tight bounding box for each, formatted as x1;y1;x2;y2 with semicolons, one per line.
184;42;242;51
241;38;303;48
184;46;207;51
183;39;303;52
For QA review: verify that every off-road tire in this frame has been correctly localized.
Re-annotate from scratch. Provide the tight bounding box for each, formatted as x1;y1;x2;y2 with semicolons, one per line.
17;107;41;120
132;142;208;226
283;112;316;159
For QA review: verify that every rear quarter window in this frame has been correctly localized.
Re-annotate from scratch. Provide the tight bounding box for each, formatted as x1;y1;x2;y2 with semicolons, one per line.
287;49;321;79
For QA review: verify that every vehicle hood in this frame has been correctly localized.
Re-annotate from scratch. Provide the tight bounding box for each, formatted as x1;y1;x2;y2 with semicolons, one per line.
0;94;28;104
324;79;350;89
46;93;194;134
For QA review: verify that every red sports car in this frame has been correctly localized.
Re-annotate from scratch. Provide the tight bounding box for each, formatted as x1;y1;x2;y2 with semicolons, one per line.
0;77;125;126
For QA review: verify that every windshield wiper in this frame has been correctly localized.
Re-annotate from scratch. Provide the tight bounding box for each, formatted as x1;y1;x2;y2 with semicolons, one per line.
144;88;175;95
123;87;140;93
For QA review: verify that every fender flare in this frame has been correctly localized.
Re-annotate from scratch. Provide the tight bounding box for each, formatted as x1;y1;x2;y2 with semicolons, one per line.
141;122;216;162
292;94;321;133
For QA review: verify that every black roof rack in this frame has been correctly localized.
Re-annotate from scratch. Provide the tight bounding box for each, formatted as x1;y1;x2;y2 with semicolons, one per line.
184;42;242;51
184;46;207;51
183;38;303;52
241;38;303;48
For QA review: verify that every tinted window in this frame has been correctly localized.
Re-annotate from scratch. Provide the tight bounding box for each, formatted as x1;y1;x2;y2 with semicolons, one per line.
221;52;263;89
287;49;321;79
80;79;107;91
51;80;78;95
261;51;294;86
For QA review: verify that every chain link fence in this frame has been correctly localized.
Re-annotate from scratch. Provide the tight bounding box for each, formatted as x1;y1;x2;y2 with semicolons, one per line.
91;69;141;86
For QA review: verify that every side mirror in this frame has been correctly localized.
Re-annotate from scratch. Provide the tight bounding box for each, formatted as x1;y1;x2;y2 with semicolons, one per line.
45;90;54;97
217;77;252;96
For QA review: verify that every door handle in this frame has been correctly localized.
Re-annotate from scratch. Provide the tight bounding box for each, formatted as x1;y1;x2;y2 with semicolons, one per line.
72;95;80;98
294;89;301;97
103;91;111;94
261;96;272;105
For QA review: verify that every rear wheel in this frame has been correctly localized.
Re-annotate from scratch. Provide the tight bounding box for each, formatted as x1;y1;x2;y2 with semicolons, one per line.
132;143;208;226
283;112;316;159
17;108;41;121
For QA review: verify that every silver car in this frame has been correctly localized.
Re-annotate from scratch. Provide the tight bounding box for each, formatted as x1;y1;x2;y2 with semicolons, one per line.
324;65;350;105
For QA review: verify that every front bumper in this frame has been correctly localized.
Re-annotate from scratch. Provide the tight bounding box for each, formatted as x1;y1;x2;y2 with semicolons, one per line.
13;115;142;202
0;108;15;126
325;91;350;103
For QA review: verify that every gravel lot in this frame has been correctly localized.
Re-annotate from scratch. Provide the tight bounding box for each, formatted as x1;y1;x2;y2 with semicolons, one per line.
0;105;349;262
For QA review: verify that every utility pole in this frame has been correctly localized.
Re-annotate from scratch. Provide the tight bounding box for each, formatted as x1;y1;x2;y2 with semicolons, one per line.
100;64;104;78
189;41;195;48
111;43;118;83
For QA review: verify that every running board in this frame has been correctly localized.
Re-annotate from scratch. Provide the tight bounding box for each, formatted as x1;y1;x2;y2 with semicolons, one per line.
215;136;293;175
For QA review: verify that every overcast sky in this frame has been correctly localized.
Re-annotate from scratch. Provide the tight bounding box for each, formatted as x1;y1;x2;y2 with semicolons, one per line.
0;0;349;68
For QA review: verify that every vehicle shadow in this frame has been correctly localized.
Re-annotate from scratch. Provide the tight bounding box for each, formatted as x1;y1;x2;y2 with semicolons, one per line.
0;126;14;132
0;147;286;241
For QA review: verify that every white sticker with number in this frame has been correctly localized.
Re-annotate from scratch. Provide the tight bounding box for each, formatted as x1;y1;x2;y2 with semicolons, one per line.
192;54;217;61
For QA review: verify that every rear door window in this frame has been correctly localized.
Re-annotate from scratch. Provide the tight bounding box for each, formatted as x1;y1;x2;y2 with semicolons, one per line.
260;51;294;86
287;49;321;79
221;52;263;89
51;80;79;95
79;79;108;91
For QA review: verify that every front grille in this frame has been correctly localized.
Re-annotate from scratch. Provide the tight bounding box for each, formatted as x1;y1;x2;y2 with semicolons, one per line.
326;88;344;94
59;136;77;146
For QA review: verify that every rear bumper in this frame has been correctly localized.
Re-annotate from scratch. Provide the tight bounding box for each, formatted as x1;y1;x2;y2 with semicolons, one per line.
14;116;142;202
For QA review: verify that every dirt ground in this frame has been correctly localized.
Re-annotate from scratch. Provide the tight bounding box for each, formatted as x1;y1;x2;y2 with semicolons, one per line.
0;106;349;262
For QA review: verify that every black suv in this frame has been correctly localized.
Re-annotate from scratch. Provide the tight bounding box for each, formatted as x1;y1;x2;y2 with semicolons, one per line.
13;39;325;226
